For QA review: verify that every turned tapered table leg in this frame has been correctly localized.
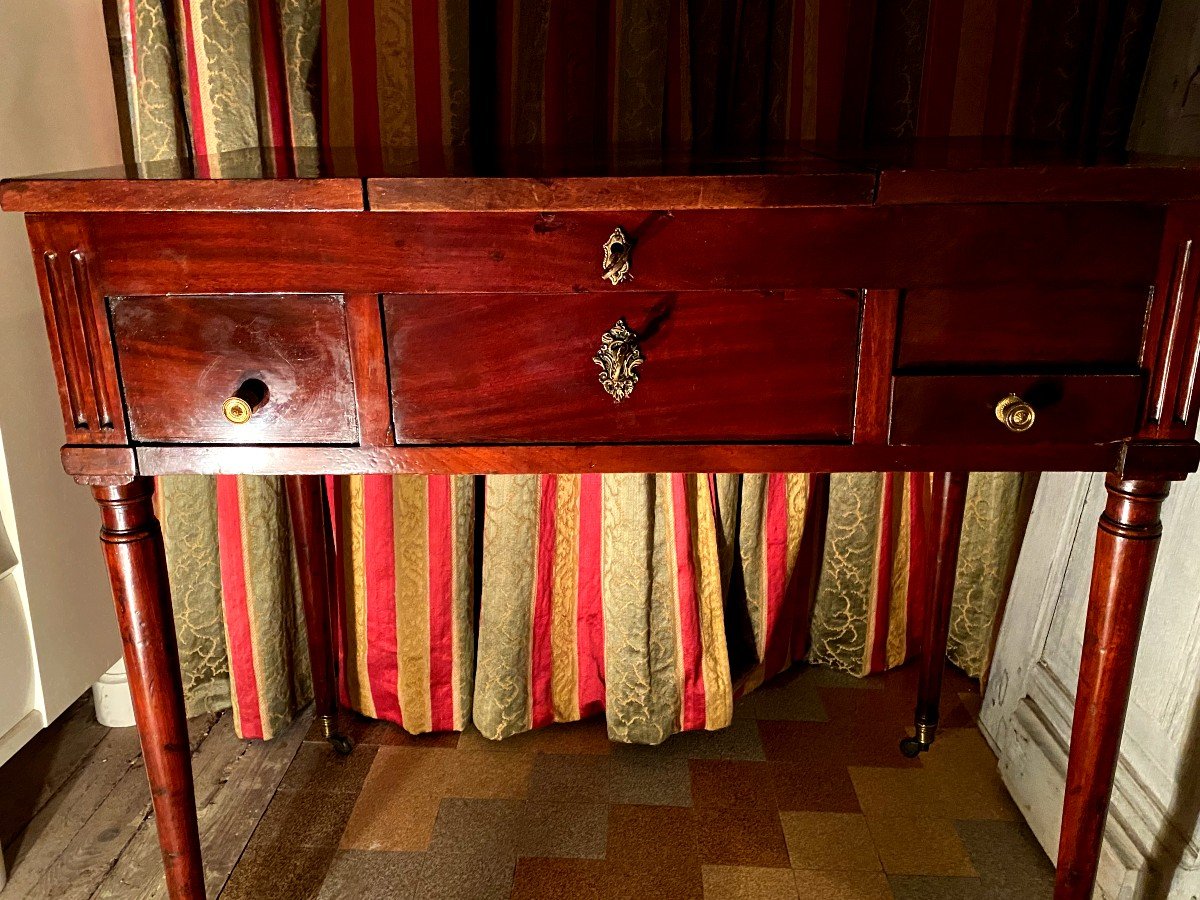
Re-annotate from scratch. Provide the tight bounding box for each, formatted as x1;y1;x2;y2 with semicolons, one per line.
283;474;351;754
900;471;968;758
93;479;204;900
1055;475;1169;898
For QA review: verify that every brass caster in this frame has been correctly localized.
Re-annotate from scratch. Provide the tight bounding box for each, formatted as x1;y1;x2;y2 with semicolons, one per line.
328;732;354;756
899;736;929;758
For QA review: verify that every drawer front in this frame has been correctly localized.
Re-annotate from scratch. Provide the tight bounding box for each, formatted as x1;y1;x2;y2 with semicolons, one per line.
111;294;358;444
384;291;860;444
897;286;1149;370
890;374;1143;445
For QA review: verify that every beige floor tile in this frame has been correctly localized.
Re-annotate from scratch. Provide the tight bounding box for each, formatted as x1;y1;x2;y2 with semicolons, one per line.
791;870;894;899
780;812;881;872
850;765;1019;822
439;749;536;799
339;791;442;851
866;816;977;877
701;865;798;900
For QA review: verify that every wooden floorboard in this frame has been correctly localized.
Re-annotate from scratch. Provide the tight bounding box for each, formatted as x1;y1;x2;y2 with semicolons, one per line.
0;700;311;900
94;709;309;900
0;695;111;847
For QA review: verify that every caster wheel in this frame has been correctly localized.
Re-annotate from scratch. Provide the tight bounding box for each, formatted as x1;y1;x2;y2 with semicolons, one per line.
328;733;355;756
899;736;927;758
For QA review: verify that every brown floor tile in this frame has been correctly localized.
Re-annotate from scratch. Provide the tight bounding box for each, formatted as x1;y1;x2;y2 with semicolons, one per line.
866;817;977;877
743;668;829;722
770;759;861;813
251;786;359;850
220;841;334;900
426;797;524;858
414;846;516;900
517;800;608;859
607;866;704;900
441;749;537;799
849;761;1019;822
758;721;922;769
316;849;423;899
511;857;609;900
801;665;886;691
457;718;614;755
955;819;1054;898
782;811;878;873
689;759;778;809
792;869;895;899
280;742;378;795
340;791;443;851
223;661;1052;900
702;864;799;900
528;753;612;801
612;715;765;761
780;811;881;872
606;756;695;806
607;804;699;874
693;807;791;868
886;874;991;899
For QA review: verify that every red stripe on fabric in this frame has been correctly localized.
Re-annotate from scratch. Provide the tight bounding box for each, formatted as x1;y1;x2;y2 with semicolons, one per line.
411;0;447;175
905;475;933;659
762;474;793;678
868;473;898;672
815;0;850;141
576;473;605;716
917;0;966;137
215;477;263;738
127;0;139;79
671;476;707;731
326;475;349;706
346;0;384;176
362;475;400;722
529;475;558;729
179;0;209;171
427;476;457;730
255;0;294;176
787;0;806;140
983;0;1030;135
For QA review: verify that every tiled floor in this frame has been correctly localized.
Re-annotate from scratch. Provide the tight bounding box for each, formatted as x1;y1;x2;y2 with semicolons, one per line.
222;664;1055;899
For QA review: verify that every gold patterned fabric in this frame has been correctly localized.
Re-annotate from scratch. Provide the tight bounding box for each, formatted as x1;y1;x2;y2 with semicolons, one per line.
105;0;1154;741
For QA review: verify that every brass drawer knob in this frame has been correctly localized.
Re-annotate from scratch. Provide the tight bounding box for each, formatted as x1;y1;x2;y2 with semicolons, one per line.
602;226;633;285
223;378;268;424
995;393;1035;432
593;319;642;402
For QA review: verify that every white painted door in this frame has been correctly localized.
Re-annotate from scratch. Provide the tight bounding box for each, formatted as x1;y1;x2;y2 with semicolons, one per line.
0;2;128;767
981;473;1200;898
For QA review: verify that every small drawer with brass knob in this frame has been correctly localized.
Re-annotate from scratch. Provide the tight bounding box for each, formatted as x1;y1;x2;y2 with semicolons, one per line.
111;294;359;444
889;374;1143;446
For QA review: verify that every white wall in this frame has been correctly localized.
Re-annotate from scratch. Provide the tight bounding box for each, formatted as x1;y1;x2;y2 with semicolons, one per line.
0;0;127;764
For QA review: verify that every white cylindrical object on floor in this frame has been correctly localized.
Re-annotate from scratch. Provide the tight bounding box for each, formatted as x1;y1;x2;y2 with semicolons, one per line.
92;658;135;728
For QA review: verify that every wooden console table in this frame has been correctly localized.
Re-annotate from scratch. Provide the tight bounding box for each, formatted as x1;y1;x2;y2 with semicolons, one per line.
4;142;1199;899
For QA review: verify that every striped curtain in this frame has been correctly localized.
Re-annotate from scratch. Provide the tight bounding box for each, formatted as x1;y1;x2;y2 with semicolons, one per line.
108;0;1158;741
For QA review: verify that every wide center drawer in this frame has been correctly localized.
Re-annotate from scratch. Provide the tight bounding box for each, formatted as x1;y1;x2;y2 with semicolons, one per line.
383;290;860;444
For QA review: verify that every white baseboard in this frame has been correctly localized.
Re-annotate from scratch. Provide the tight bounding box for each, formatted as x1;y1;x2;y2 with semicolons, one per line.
92;658;134;729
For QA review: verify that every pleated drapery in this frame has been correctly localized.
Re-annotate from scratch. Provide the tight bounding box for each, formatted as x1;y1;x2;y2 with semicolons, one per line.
107;0;1158;741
